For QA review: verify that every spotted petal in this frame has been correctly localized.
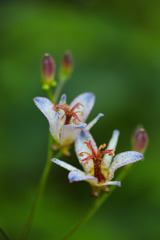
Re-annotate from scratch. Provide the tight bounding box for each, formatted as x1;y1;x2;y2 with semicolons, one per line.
86;113;104;131
103;130;120;169
60;123;86;145
69;92;95;123
108;151;144;180
34;97;60;142
75;130;97;174
68;170;98;184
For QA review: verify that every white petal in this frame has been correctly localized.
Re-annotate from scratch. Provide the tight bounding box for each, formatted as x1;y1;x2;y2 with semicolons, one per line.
75;130;97;174
60;123;86;145
34;97;60;142
86;113;104;131
59;94;67;105
68;170;98;184
51;158;80;172
103;130;120;169
69;92;95;123
108;151;144;180
101;181;121;187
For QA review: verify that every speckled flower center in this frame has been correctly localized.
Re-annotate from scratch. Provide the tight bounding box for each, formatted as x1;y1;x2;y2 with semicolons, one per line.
52;103;85;124
78;140;114;183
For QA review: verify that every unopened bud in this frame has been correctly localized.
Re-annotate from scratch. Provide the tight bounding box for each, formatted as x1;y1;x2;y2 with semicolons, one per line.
132;126;148;153
42;54;56;90
59;51;73;81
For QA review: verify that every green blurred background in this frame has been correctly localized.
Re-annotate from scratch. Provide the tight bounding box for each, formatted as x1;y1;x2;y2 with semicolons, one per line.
1;0;160;239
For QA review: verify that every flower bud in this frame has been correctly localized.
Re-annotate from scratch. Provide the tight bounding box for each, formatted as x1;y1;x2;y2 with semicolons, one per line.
59;51;73;81
42;53;56;90
132;126;148;153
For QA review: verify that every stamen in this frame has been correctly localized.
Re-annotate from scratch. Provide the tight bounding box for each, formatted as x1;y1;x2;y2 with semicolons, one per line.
97;143;106;155
78;152;91;156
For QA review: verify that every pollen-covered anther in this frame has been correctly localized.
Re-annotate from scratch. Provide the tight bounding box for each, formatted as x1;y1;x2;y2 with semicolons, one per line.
101;161;106;166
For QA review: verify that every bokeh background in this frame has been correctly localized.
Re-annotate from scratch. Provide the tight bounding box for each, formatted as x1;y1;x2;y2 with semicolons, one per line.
1;0;160;239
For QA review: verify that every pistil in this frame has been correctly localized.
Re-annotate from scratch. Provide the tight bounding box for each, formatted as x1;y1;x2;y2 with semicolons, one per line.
52;102;84;124
79;140;114;184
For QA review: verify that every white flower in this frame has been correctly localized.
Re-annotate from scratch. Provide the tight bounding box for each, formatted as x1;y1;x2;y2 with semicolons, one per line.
51;130;143;190
34;93;103;147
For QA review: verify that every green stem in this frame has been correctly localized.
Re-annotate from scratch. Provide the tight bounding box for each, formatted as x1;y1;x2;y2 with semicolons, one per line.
61;164;132;240
53;80;65;103
47;89;53;102
20;133;62;240
20;82;63;239
0;227;12;240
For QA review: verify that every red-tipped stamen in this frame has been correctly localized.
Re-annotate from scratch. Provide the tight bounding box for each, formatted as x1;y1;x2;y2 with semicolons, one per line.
78;152;91;156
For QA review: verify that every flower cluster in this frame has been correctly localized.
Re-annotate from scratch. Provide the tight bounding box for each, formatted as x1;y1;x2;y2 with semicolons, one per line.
34;52;146;195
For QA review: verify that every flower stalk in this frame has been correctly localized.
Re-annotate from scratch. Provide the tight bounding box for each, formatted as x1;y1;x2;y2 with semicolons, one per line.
0;227;12;240
61;164;133;240
21;134;63;240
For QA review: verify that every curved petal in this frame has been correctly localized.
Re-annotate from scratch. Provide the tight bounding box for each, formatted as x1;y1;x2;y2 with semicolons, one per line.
51;158;81;172
69;92;95;123
60;123;86;145
68;170;98;184
103;130;120;169
34;97;60;142
108;151;144;180
101;181;121;187
75;130;97;174
59;94;67;105
86;113;104;131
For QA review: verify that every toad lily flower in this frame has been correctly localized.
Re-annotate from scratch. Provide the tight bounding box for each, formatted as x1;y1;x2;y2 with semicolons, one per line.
52;130;143;194
34;93;103;154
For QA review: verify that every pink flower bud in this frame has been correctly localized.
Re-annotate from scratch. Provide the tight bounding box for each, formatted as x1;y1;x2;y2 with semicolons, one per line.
132;126;148;153
59;51;73;81
42;54;56;90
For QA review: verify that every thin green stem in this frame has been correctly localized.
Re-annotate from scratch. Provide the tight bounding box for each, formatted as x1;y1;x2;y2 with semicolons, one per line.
20;133;62;240
61;164;132;240
0;227;12;240
20;82;63;239
53;80;65;103
47;89;53;102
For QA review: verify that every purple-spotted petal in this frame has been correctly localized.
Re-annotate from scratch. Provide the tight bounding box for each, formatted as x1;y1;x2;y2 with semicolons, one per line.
68;170;98;184
75;130;97;173
108;151;144;180
60;123;86;145
69;92;95;122
51;158;80;172
59;94;67;105
34;97;60;142
103;130;120;169
86;113;104;131
101;181;121;187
